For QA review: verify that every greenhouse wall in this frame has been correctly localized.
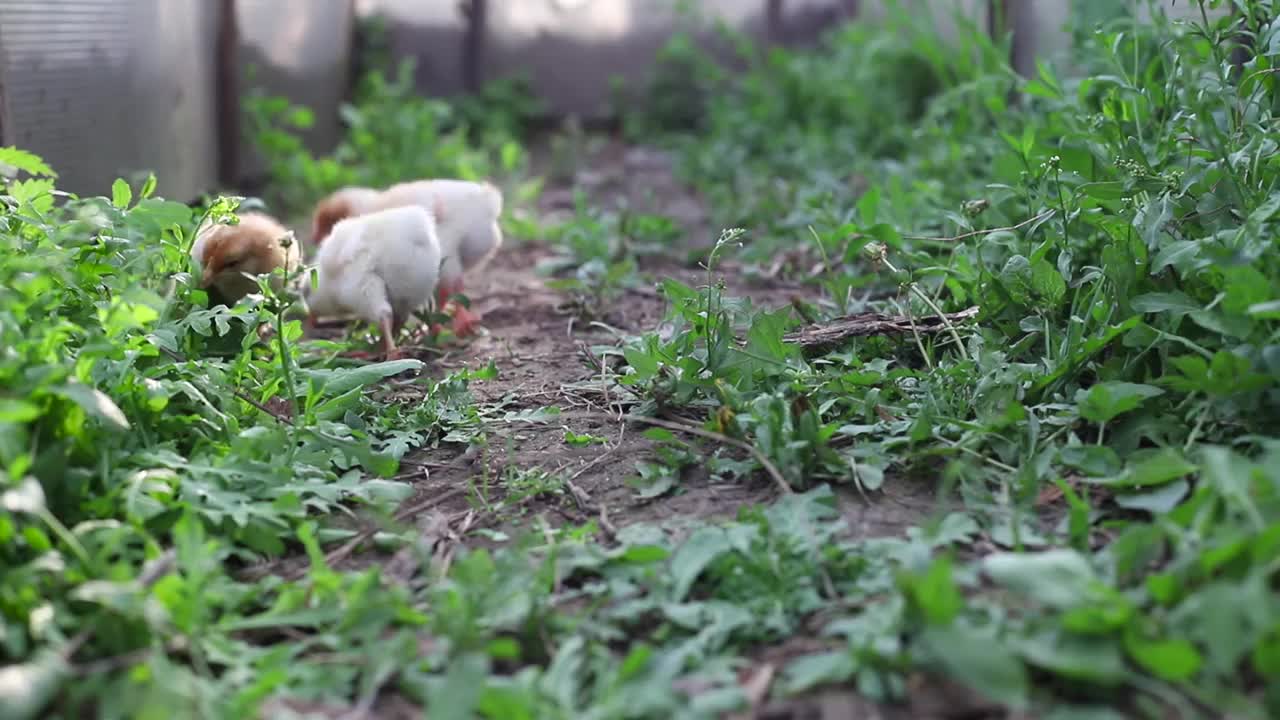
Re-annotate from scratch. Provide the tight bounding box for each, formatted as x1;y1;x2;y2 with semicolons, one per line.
0;0;1237;198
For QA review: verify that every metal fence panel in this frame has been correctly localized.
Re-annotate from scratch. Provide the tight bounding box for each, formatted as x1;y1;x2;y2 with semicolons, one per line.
357;0;471;98
360;0;850;119
0;0;220;199
235;0;356;182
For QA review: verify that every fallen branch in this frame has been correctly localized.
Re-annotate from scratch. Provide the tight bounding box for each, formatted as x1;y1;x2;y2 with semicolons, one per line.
901;210;1054;244
567;412;792;496
783;306;980;353
318;487;469;573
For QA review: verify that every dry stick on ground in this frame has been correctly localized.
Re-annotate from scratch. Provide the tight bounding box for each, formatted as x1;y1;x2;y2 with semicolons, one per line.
783;306;980;353
901;209;1054;244
315;487;471;574
565;466;619;541
67;549;177;676
567;412;793;495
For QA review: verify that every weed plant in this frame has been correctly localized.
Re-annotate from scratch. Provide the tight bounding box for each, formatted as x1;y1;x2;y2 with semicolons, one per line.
4;0;1280;718
608;0;1280;715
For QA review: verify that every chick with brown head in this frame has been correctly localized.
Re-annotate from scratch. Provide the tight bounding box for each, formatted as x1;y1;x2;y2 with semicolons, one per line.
310;187;381;245
192;212;300;303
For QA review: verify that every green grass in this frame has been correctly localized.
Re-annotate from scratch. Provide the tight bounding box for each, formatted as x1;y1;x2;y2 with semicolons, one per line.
3;0;1280;718
604;0;1280;714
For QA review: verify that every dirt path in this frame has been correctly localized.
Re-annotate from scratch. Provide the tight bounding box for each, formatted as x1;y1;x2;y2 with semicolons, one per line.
281;142;952;718
359;143;938;554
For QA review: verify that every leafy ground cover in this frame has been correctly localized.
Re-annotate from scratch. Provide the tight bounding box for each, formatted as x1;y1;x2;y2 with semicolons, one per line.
3;1;1280;718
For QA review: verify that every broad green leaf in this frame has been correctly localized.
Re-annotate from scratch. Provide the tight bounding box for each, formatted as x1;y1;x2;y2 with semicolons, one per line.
923;512;979;547
427;652;489;720
1114;480;1190;514
669;527;732;600
1131;291;1201;316
1059;445;1122;477
921;623;1029;709
0;399;41;423
622;345;660;380
1075;382;1164;423
0;146;57;178
1151;239;1200;274
630;472;677;500
123;469;177;522
131;198;194;231
1241;190;1280;241
1018;630;1127;685
984;550;1100;609
1197;446;1260;521
1;477;46;514
745;308;796;363
998;255;1035;307
617;545;669;564
904;556;963;624
502;406;561;424
856;185;881;223
1031;258;1067;309
1123;631;1202;682
111;178;132;209
1221;266;1271;316
1248;300;1280;320
1090;448;1195;488
1253;628;1280;678
315;359;424;396
1043;708;1128;720
0;649;70;720
52;382;130;431
7;179;56;214
784;651;857;693
1174;579;1269;677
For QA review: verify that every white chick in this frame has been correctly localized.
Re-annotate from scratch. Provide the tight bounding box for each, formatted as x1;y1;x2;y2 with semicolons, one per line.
303;204;442;360
310;179;504;335
191;212;300;304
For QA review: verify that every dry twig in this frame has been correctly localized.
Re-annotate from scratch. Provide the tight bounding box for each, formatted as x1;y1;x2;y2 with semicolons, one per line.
567;411;792;496
783;306;980;353
901;210;1054;243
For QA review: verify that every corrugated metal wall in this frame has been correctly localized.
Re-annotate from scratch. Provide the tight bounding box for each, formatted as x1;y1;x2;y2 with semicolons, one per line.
0;0;220;200
362;0;855;118
0;0;1239;197
234;0;356;180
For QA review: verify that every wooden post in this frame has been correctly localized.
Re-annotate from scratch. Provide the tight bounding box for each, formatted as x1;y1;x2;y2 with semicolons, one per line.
0;26;8;146
986;0;1006;42
766;0;785;45
461;0;487;93
214;0;240;186
345;0;360;107
1230;2;1254;78
0;63;8;147
989;0;1029;77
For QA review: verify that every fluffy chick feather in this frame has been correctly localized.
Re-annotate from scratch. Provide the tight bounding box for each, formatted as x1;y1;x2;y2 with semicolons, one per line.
191;212;300;303
309;187;382;245
303;204;442;360
310;179;503;335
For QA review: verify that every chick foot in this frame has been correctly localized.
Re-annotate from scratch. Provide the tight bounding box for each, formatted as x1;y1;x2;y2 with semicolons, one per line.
450;304;483;337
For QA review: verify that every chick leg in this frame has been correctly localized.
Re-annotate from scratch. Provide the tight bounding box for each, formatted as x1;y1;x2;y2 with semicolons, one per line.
428;277;459;336
450;300;482;337
434;275;482;337
380;313;404;361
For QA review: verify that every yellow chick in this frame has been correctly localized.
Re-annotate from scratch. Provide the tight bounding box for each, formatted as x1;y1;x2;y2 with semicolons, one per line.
191;212;300;304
